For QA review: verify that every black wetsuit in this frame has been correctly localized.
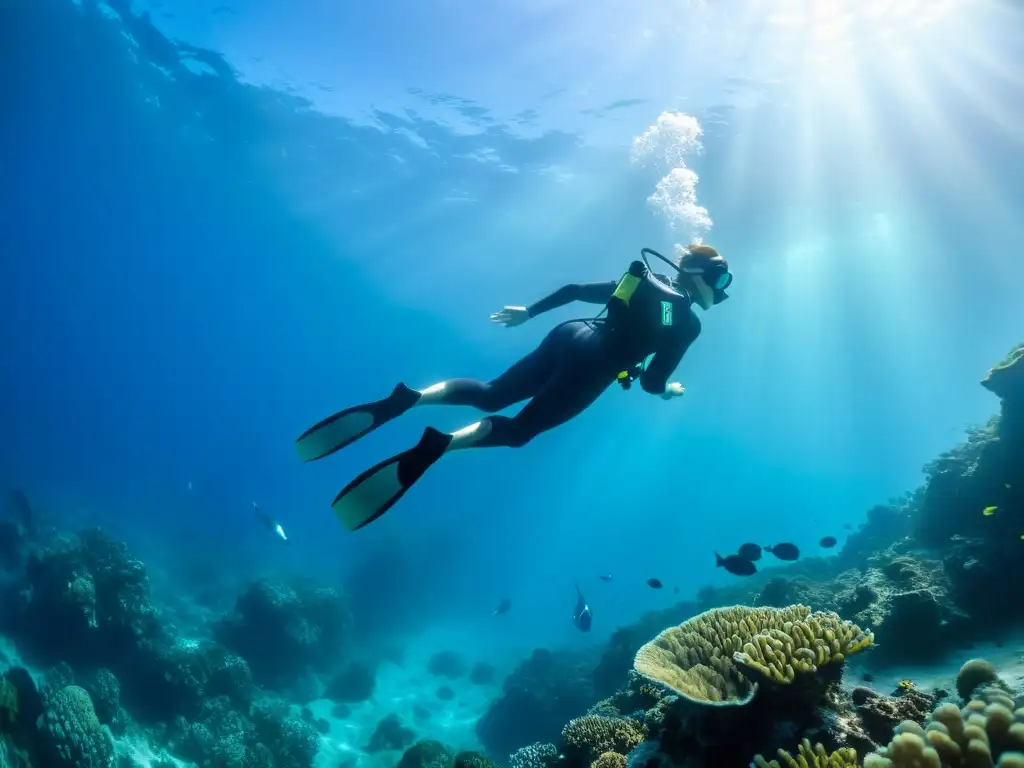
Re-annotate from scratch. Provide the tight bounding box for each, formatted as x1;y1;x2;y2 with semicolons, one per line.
434;273;701;447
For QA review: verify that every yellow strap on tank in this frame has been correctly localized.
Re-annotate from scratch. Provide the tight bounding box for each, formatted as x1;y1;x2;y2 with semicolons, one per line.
611;273;642;306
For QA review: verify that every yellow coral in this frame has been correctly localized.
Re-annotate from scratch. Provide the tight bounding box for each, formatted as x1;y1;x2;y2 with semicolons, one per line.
590;752;627;768
562;715;645;763
632;604;873;706
865;675;1024;767
753;738;858;768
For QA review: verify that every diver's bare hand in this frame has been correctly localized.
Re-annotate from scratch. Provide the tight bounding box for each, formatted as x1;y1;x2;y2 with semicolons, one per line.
660;382;686;400
490;306;530;327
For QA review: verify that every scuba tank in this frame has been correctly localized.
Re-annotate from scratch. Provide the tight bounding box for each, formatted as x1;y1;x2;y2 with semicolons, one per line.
606;248;687;390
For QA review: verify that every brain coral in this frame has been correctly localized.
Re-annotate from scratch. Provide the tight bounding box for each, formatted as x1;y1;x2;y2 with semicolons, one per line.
632;604;873;706
38;685;114;768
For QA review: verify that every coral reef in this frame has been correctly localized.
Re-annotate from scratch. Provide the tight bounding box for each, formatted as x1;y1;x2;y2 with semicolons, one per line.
476;648;598;760
864;670;1024;767
560;714;644;764
633;604;873;704
214;577;352;691
752;738;858;768
324;660;376;703
37;685;114;768
428;651;467;680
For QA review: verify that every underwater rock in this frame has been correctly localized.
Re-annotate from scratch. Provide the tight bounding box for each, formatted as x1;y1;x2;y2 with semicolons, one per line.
128;636;253;722
0;666;43;752
592;602;699;699
0;519;24;573
853;686;936;749
11;528;164;668
37;685;115;768
470;662;497;686
477;648;598;761
365;712;416;753
427;651;467;680
324;660;376;703
398;739;455;768
82;668;120;726
250;696;320;768
214;577;351;691
436;685;455;701
833;553;964;664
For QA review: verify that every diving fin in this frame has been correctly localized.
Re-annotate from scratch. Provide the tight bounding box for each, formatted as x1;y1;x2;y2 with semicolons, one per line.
296;383;421;462
331;426;452;531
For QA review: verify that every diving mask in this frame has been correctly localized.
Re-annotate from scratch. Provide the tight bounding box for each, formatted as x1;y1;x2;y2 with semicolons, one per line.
680;260;732;304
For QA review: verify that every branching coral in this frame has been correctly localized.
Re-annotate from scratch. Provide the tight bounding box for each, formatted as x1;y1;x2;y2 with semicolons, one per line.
561;714;644;763
753;738;858;768
590;751;628;768
632;605;873;706
864;675;1024;767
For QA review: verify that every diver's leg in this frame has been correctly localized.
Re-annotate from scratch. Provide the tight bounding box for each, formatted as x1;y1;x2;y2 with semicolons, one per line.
415;330;561;411
297;331;560;462
444;366;615;450
444;329;616;450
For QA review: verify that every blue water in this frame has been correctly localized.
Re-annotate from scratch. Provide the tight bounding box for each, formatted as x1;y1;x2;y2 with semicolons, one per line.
1;0;1023;664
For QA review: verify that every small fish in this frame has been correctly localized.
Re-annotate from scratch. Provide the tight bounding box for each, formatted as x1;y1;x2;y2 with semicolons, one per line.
861;672;875;682
982;506;998;516
842;523;852;530
898;679;915;690
599;574;613;582
819;536;837;548
765;542;800;561
737;542;762;561
647;578;663;589
673;586;679;594
716;552;757;576
572;585;592;632
252;502;290;544
1006;484;1012;489
492;598;511;616
187;479;193;492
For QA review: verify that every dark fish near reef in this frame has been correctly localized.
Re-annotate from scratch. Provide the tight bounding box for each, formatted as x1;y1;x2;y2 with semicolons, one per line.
819;536;837;548
599;574;613;582
492;598;511;616
647;578;663;589
842;523;852;530
737;542;762;561
716;552;757;576
765;542;800;561
861;672;875;682
252;502;290;544
673;586;679;594
572;584;592;632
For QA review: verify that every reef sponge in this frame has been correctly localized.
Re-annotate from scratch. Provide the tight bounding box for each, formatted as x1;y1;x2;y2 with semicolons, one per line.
632;605;873;706
956;658;1004;700
560;714;644;763
752;739;858;768
865;681;1024;767
590;751;628;768
38;685;114;768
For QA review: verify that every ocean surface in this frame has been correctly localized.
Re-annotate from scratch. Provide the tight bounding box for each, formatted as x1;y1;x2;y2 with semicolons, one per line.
1;1;1023;765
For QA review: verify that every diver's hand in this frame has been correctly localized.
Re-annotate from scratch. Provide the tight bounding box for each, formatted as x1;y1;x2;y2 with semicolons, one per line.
490;306;530;327
660;382;686;400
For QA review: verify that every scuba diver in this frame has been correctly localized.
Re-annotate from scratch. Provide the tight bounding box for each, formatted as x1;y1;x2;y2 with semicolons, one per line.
296;244;732;531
